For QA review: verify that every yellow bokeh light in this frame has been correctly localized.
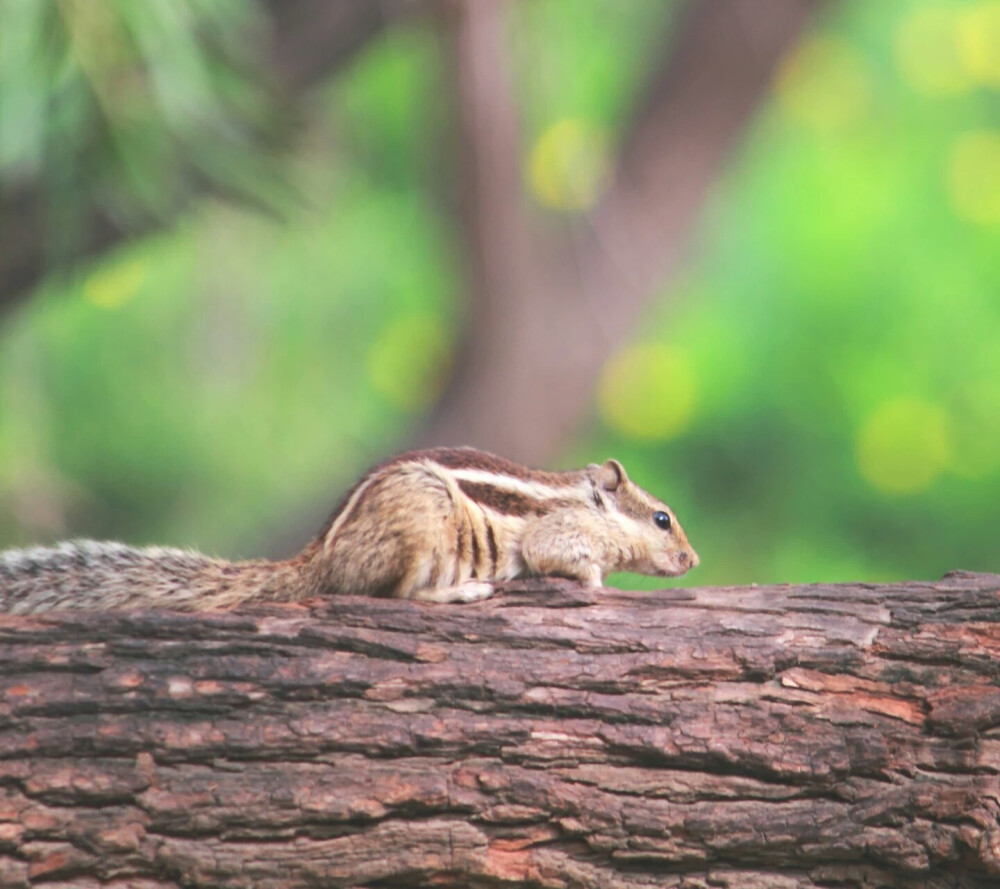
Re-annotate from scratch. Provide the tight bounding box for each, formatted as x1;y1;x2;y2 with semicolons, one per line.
83;260;146;309
958;3;1000;87
597;344;695;442
367;315;451;412
895;5;973;97
775;36;872;131
947;130;1000;226
527;118;610;211
856;397;951;494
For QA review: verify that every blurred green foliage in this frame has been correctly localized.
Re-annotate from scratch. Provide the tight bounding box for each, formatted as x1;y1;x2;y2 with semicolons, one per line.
0;0;998;589
591;0;1000;587
0;0;281;246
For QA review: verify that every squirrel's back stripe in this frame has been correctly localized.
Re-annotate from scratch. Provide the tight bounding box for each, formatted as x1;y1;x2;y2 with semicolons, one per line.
447;466;582;501
456;481;577;517
322;473;384;548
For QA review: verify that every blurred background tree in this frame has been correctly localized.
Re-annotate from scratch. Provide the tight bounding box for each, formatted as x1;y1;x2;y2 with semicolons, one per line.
0;0;997;588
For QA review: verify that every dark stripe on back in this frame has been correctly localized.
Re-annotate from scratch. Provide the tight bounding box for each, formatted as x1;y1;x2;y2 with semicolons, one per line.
470;527;481;579
455;520;468;569
457;481;577;517
486;523;498;576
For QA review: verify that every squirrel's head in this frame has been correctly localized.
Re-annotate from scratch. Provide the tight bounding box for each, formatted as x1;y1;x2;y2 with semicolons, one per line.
589;459;699;578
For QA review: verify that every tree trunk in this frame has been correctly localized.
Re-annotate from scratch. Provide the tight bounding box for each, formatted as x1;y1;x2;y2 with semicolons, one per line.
422;0;828;466
1;572;999;888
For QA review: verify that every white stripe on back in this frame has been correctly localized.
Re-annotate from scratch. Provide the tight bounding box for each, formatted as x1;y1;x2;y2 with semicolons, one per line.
447;467;583;502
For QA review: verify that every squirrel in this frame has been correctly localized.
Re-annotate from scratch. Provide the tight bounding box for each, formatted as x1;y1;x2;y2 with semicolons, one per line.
0;447;698;613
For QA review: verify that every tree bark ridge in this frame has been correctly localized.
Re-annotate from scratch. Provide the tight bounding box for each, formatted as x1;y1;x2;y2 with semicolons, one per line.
0;572;998;887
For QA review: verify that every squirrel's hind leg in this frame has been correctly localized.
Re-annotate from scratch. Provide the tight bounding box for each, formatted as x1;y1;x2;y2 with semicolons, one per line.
410;581;494;604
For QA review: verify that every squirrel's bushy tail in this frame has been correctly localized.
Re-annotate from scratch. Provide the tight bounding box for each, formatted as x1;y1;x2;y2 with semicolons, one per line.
0;541;259;613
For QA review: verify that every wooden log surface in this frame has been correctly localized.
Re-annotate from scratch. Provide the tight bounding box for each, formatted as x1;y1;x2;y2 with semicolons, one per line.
0;572;999;888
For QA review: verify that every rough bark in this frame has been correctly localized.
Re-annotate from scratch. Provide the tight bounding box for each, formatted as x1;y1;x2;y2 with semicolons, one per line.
1;572;999;888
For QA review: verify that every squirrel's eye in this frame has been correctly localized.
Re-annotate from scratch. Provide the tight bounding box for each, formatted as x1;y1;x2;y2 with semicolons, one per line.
653;510;672;531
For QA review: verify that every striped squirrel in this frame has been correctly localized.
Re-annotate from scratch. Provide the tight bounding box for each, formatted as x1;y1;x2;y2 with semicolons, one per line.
0;447;698;613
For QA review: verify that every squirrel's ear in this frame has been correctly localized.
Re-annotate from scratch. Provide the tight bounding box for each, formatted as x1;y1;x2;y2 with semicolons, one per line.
595;459;627;492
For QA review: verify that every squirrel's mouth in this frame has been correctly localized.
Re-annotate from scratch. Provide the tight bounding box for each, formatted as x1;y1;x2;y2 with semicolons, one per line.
655;552;696;577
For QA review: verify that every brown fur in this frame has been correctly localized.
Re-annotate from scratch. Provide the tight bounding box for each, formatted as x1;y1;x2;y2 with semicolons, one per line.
0;448;698;612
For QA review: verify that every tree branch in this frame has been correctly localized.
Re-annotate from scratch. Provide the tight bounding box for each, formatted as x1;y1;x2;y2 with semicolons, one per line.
1;571;999;887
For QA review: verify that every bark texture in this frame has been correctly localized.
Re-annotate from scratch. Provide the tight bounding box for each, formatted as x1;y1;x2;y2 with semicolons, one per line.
1;572;999;888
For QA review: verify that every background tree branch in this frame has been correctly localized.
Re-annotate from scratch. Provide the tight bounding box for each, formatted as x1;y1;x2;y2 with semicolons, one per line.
0;572;999;887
